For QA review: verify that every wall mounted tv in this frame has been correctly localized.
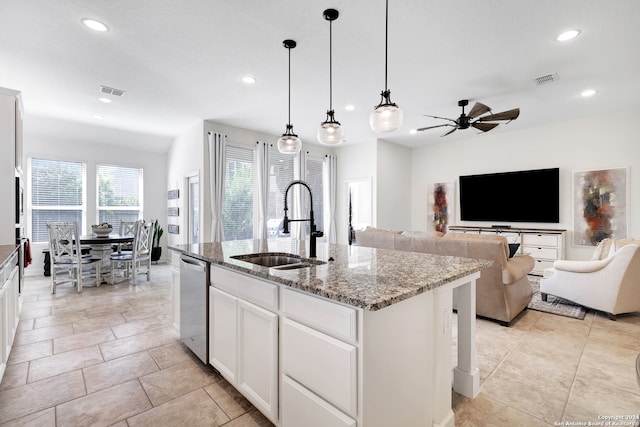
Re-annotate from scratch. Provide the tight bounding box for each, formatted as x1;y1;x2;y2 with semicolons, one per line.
459;168;560;223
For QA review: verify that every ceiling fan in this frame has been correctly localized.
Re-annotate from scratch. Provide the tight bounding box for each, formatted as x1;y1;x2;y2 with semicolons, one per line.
417;99;520;136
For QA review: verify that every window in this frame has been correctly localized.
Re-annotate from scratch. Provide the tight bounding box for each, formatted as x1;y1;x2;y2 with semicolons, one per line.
97;164;143;226
305;156;324;236
30;158;85;243
267;149;294;238
223;145;255;240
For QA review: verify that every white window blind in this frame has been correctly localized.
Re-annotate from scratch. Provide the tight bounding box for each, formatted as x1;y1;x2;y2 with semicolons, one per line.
223;145;255;241
30;158;85;243
97;164;143;226
305;156;324;237
267;149;294;237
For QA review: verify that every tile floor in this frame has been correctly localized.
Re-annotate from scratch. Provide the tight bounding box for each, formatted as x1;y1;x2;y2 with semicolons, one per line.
1;265;639;426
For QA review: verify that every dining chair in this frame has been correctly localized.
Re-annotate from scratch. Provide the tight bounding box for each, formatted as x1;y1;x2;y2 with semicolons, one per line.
110;220;154;284
46;222;102;294
115;219;139;253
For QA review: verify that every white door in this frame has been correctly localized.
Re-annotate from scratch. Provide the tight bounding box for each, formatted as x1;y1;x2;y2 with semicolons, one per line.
209;287;237;382
237;299;278;423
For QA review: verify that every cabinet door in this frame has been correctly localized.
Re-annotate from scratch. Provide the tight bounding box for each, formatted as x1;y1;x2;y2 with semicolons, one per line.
237;299;278;422
209;287;238;382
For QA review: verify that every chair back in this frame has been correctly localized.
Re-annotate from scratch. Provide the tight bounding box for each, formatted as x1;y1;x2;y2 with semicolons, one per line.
133;221;154;258
47;222;82;263
119;220;139;236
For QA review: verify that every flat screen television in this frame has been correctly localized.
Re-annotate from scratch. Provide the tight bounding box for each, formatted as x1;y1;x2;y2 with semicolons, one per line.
459;168;560;223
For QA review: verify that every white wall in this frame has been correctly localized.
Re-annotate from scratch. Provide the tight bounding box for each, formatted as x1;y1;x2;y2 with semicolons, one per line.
377;139;412;231
24;119;168;276
335;140;377;244
410;107;640;260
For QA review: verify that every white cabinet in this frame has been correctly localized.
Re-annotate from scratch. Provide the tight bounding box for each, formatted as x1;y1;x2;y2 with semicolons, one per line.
281;288;358;426
448;226;566;276
521;233;564;275
1;251;20;382
209;267;278;423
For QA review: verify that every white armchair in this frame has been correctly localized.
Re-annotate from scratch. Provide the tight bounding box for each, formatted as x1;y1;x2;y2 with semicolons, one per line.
540;241;640;319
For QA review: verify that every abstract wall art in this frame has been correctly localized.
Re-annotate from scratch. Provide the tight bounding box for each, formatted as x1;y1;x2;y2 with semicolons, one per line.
572;167;628;246
428;182;455;233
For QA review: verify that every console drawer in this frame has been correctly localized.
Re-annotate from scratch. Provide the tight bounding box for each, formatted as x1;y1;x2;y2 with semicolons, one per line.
532;259;555;274
522;234;559;247
523;246;558;260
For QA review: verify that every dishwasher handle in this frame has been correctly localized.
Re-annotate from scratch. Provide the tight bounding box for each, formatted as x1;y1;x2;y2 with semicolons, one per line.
180;255;206;272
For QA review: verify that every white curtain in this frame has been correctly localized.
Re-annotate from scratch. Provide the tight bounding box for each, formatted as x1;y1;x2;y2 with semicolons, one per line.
208;132;226;242
256;141;269;240
294;150;307;241
324;155;338;244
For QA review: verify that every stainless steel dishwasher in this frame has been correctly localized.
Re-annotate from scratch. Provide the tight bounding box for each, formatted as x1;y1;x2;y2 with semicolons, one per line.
180;255;209;364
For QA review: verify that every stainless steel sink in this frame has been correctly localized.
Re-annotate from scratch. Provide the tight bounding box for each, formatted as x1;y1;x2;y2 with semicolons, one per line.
231;253;326;269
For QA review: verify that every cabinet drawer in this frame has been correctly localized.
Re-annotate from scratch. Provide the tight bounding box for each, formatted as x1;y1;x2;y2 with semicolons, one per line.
211;266;278;311
531;259;555;274
282;288;357;343
522;234;559;247
282;375;356;427
282;318;357;416
523;247;557;260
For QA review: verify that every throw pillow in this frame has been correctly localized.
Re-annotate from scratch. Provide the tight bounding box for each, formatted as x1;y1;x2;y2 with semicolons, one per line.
508;243;520;258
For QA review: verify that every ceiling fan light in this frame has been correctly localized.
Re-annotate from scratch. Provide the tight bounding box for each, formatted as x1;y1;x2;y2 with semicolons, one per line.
369;104;403;133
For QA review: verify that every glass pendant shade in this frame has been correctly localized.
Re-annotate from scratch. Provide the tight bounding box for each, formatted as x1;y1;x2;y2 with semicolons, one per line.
369;102;403;133
277;125;302;154
317;110;344;145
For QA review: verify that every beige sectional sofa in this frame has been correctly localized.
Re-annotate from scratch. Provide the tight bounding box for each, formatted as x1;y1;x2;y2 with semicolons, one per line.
355;228;535;326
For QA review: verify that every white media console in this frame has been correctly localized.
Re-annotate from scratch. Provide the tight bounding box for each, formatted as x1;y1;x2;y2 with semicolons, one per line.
447;226;566;276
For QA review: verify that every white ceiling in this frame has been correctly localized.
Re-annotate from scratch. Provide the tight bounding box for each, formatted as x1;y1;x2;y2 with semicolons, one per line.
2;0;640;153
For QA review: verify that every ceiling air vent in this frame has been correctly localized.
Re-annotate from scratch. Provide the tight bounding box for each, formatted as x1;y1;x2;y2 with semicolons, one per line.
99;85;126;97
534;73;559;86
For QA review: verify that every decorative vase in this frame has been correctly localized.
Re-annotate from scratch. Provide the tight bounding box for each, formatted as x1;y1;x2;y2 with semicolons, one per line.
151;247;162;262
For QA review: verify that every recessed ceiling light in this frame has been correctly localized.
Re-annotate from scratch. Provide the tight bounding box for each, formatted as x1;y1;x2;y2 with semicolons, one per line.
82;18;109;32
345;104;355;111
581;89;597;97
98;97;111;103
556;29;580;42
409;129;417;135
91;114;104;120
242;76;256;84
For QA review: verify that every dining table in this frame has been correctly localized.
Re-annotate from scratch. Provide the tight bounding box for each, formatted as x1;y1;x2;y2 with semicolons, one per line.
79;233;135;284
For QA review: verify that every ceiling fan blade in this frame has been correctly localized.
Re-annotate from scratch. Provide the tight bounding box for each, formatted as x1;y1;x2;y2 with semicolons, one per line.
472;122;499;132
416;124;452;132
423;114;457;123
467;102;492;119
477;108;520;122
441;127;457;137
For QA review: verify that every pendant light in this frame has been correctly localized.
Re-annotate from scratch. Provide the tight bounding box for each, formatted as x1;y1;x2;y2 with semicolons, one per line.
317;8;344;145
277;39;302;155
369;0;403;133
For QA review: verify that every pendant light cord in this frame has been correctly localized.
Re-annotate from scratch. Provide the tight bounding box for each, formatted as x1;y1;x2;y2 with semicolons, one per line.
329;18;333;111
384;0;389;92
288;46;291;126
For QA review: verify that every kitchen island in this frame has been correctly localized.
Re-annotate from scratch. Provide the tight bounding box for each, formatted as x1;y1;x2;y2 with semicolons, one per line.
170;238;491;427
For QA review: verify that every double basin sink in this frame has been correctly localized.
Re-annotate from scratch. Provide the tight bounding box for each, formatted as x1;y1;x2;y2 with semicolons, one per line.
231;253;326;270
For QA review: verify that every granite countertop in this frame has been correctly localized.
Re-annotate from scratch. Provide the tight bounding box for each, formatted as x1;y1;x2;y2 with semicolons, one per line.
0;244;19;271
169;239;492;311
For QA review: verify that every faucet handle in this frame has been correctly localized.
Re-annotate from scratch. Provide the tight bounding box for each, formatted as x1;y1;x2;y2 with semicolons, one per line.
312;230;324;237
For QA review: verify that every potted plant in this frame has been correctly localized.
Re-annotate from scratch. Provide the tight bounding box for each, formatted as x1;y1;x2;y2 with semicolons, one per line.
151;219;164;262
